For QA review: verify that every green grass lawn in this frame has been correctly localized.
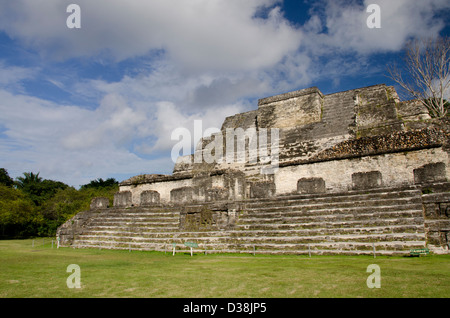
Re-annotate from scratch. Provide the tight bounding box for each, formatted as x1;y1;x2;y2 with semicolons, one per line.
0;239;449;298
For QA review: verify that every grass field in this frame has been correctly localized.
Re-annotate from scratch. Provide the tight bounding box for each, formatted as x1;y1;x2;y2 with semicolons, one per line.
0;239;449;298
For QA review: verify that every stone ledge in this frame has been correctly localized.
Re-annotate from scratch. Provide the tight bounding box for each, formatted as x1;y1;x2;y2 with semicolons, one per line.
258;86;323;107
119;172;193;186
279;127;445;168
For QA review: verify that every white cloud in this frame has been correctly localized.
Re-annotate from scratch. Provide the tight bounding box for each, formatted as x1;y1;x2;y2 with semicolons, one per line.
303;0;450;55
0;88;172;186
0;0;301;73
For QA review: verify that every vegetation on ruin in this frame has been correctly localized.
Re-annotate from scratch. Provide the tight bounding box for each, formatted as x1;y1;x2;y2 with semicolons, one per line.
0;239;449;298
0;168;118;239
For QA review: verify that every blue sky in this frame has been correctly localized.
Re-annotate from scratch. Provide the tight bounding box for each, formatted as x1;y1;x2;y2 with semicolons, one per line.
0;0;449;187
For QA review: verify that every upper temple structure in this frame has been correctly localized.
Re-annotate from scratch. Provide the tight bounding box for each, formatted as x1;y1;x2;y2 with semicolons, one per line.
117;84;447;204
57;84;450;255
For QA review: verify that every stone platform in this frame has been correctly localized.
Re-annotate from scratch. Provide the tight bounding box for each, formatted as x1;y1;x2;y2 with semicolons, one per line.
57;182;450;255
57;84;450;254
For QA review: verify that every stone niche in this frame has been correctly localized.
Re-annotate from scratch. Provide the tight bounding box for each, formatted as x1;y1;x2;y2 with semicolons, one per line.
297;177;326;194
352;171;383;190
114;191;132;207
140;190;160;206
90;197;109;209
249;181;276;198
414;162;447;184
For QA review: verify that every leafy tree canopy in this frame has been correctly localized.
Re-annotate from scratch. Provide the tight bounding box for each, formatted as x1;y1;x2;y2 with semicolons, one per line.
0;168;14;187
81;178;118;190
14;172;69;206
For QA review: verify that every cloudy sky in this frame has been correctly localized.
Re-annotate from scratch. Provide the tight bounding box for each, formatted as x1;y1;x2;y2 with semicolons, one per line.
0;0;449;187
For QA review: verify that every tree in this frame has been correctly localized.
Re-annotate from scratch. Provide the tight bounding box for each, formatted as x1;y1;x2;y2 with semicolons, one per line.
81;178;118;190
15;172;68;206
15;172;42;189
0;168;14;187
387;36;450;118
0;184;36;237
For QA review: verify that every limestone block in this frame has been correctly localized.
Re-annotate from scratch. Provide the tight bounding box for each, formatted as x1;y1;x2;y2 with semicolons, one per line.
414;162;447;184
297;178;326;194
114;191;132;207
352;171;382;190
170;186;194;203
249;181;276;198
90;197;109;210
140;190;160;206
257;87;323;129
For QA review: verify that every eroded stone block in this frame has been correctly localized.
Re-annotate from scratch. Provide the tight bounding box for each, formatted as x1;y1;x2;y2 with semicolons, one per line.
206;187;228;202
414;162;447;184
352;171;382;190
249;181;276;198
90;197;109;210
170;186;194;203
114;191;132;207
140;190;160;206
297;177;326;194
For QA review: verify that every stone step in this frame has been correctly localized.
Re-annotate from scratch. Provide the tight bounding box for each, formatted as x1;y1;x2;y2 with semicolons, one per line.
239;206;423;220
242;187;420;205
94;211;181;218
72;239;425;255
87;219;179;226
236;216;423;228
79;223;424;241
64;184;430;256
242;196;422;211
88;217;179;225
235;216;424;230
76;231;425;246
79;209;425;238
82;225;180;233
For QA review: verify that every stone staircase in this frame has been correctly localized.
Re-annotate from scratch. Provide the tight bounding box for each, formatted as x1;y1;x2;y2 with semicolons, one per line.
232;187;425;255
70;185;428;255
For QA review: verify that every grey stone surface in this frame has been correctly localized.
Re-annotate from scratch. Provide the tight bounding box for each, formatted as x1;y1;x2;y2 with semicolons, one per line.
170;186;194;203
90;197;109;209
249;181;276;198
297;177;326;194
114;191;132;207
352;171;383;190
414;162;447;184
140;190;160;205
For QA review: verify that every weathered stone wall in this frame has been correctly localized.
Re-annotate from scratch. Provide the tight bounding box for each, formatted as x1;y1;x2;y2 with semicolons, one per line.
120;175;193;205
257;87;323;129
179;203;238;232
274;147;449;195
119;169;246;205
421;183;450;250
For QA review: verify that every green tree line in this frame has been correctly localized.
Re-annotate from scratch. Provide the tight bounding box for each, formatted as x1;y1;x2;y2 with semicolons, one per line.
0;168;118;238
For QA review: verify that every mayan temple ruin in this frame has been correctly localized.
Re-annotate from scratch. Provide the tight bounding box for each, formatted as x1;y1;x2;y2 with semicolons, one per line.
57;84;450;255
